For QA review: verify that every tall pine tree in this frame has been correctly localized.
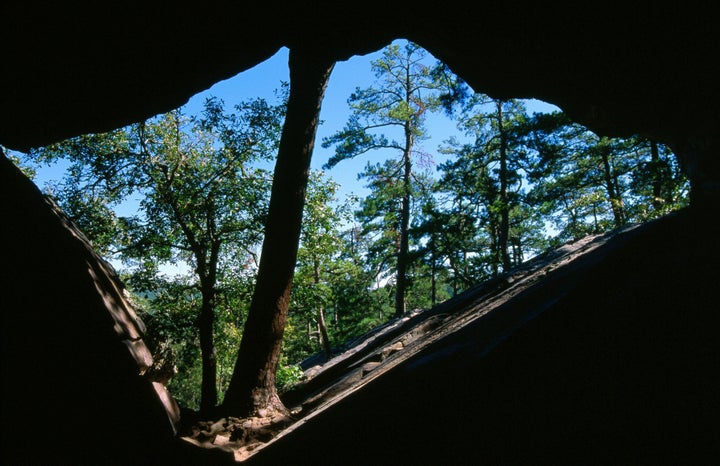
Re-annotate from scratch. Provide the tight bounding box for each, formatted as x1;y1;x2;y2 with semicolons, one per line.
322;41;447;317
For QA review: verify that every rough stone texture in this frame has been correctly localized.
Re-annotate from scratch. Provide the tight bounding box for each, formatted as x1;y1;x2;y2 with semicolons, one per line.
2;3;718;202
247;209;720;464
1;2;719;464
0;154;183;464
1;3;718;150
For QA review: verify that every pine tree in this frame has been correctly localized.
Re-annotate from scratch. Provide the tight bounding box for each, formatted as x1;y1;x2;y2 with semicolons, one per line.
322;41;448;317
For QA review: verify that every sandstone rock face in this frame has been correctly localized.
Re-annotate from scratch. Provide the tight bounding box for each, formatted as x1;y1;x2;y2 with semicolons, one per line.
1;3;718;202
246;209;720;465
0;154;180;464
0;3;719;464
1;3;718;149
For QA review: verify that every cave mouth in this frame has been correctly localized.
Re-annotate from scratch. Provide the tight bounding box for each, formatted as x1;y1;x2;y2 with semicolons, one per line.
5;37;691;419
2;5;718;463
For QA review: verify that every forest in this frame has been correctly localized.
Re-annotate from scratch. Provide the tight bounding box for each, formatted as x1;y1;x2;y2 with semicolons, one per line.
8;41;688;418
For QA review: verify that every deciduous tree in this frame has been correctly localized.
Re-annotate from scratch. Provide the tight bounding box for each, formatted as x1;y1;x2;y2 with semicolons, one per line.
25;97;283;415
221;48;335;417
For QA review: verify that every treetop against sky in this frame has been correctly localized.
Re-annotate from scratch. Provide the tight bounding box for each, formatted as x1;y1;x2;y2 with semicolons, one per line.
181;42;560;200
27;40;559;209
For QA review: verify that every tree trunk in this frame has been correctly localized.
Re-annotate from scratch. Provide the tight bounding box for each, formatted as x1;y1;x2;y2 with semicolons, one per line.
313;259;332;358
489;220;499;277
317;307;332;358
599;139;625;227
198;284;218;415
430;235;437;306
496;101;512;273
650;140;663;210
164;168;221;416
222;48;335;418
513;237;523;266
394;122;412;318
195;237;220;416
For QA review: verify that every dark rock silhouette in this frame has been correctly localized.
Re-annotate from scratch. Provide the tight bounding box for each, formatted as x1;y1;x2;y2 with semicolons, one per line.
1;3;719;464
247;209;720;464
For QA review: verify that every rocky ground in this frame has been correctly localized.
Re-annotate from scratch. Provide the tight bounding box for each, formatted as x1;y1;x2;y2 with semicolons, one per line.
173;228;625;463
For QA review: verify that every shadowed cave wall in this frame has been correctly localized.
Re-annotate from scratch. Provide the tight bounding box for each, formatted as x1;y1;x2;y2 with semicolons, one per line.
1;2;719;464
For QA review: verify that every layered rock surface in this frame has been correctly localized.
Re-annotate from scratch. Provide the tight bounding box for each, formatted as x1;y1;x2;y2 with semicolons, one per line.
168;211;720;463
244;209;720;464
1;3;719;464
2;154;210;464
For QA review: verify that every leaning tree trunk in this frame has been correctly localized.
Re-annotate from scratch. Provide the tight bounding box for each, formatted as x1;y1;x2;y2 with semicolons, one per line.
222;48;335;418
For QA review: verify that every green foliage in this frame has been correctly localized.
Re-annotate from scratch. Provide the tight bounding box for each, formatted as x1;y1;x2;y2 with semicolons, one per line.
322;40;453;317
432;96;547;282
128;278;202;409
282;170;395;364
3;147;38;179
521;115;689;241
24;95;285;412
169;362;203;411
14;41;691;412
275;356;305;393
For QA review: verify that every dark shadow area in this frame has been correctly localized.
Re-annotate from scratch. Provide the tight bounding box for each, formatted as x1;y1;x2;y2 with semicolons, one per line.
1;3;719;464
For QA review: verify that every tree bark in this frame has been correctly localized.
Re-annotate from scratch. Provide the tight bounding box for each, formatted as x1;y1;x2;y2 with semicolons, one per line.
599;139;625;227
395;137;412;317
650;140;663;210
313;259;332;358
222;48;335;417
198;207;220;416
198;282;218;415
496;101;512;273
430;234;437;306
317;307;332;358
171;185;220;417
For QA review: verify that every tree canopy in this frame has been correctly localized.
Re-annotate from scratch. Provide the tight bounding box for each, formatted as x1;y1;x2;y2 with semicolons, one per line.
13;40;690;419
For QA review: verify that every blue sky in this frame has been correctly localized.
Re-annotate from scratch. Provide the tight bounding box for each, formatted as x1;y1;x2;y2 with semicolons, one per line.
180;40;559;201
29;39;559;206
20;40;560;274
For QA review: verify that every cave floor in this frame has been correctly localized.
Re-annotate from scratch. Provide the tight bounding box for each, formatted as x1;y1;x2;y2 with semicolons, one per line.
175;226;624;462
